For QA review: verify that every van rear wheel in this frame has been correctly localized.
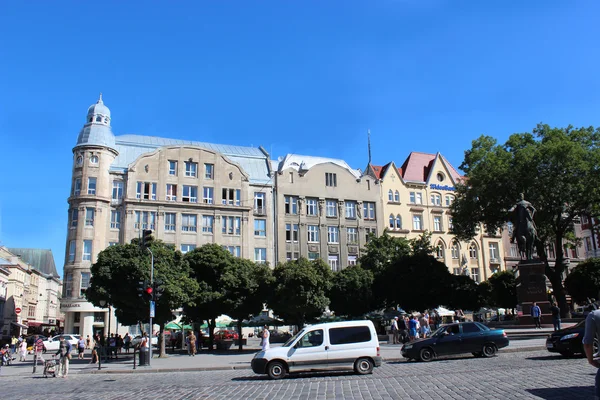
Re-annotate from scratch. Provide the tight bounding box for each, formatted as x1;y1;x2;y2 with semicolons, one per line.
267;361;286;380
354;357;374;375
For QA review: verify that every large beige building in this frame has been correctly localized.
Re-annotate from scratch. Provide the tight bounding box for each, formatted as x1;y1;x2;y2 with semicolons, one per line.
62;96;274;337
273;154;381;269
365;152;506;282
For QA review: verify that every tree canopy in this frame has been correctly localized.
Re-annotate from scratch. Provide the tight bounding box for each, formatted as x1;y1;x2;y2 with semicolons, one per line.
451;124;600;316
328;265;374;318
487;270;518;309
564;258;600;304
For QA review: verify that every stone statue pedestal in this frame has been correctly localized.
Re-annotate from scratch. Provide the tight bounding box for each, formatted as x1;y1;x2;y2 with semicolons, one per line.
516;260;550;326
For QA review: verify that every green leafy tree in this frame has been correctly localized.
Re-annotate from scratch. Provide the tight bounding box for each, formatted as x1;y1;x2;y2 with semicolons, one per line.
564;258;600;304
328;266;374;318
446;275;484;311
221;258;274;351
270;258;333;330
183;244;233;350
477;281;493;308
487;271;517;309
86;240;198;356
450;124;600;317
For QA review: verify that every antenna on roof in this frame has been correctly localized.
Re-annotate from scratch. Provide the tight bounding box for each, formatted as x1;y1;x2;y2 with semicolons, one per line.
368;129;372;164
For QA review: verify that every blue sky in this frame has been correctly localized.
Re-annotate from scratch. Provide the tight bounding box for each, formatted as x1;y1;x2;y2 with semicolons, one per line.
1;1;599;276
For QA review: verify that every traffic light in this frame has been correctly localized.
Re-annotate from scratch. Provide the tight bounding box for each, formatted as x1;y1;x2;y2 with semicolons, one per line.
137;280;146;298
153;280;164;302
137;280;153;301
142;229;153;246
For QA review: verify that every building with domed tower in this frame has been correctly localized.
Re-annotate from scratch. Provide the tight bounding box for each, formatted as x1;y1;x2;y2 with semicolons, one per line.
61;95;274;337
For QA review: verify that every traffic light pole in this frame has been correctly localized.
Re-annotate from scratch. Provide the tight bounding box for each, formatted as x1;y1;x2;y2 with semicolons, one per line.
148;248;154;366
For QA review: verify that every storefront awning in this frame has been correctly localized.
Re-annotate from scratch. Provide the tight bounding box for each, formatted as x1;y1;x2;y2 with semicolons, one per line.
11;321;28;329
27;322;43;327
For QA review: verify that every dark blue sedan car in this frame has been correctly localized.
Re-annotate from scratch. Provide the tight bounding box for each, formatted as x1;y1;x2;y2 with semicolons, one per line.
401;322;509;362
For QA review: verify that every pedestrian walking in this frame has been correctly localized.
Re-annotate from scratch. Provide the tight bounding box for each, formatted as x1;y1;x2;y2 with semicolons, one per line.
187;331;197;356
261;325;270;351
10;336;17;354
397;315;408;343
18;339;27;361
391;317;400;344
124;333;131;353
550;303;561;331
583;309;600;398
77;337;86;359
85;335;91;350
55;336;71;378
32;335;45;373
408;316;418;342
531;302;542;329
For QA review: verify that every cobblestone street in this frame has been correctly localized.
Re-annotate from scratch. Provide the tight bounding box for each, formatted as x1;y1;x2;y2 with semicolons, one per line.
0;350;595;399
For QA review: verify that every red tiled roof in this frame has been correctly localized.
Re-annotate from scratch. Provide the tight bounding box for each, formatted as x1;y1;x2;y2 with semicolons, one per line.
400;152;462;183
370;164;384;179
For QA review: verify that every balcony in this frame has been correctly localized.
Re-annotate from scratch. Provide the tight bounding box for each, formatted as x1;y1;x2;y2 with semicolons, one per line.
254;207;267;216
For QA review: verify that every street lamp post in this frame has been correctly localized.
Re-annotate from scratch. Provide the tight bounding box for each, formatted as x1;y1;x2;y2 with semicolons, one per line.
98;299;109;371
147;248;154;366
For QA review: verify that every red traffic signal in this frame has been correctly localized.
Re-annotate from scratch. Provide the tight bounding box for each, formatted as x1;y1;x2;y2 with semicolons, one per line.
145;287;153;295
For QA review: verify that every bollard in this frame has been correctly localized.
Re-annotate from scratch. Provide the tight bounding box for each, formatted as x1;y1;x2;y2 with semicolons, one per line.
133;346;137;370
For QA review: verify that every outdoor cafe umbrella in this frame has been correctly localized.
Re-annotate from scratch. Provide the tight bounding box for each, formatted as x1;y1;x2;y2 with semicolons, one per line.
246;315;285;327
164;321;192;330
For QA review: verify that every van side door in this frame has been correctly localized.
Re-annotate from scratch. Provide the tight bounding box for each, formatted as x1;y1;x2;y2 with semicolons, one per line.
327;326;373;369
287;329;327;372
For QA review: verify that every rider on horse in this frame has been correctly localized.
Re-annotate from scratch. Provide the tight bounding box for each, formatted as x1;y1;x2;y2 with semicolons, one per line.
508;193;539;260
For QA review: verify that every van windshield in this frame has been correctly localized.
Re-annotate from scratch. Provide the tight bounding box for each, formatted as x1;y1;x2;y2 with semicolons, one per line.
282;329;304;347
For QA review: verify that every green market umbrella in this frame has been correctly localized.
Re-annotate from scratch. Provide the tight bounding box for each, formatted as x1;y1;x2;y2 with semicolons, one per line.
165;321;192;330
200;321;229;329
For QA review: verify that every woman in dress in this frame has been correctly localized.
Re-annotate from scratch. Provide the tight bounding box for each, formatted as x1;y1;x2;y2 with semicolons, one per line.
261;325;270;351
19;339;27;361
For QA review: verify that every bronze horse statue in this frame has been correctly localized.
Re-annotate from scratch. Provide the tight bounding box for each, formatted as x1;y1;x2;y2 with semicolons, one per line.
509;194;538;260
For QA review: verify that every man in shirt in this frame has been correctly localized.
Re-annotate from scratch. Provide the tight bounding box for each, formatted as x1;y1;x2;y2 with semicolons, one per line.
550;303;561;331
531;302;542;329
583;309;600;398
391;317;399;344
32;335;45;373
55;336;72;378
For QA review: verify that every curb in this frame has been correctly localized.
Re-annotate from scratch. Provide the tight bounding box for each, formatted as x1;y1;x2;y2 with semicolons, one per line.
79;345;547;375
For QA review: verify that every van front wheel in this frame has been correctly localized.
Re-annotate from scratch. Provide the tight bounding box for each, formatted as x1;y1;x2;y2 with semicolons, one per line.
267;361;287;380
354;357;374;375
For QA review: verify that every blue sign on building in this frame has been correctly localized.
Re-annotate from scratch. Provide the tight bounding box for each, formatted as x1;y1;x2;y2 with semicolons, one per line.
430;184;456;191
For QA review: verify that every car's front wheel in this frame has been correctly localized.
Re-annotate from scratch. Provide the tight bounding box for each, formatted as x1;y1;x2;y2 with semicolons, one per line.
354;357;374;375
267;361;287;380
482;343;497;358
419;347;435;362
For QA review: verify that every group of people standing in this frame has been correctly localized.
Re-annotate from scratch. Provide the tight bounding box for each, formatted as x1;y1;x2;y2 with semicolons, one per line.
391;313;438;344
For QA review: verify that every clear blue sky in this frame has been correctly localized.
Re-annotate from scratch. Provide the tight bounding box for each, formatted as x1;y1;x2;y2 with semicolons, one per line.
1;1;599;276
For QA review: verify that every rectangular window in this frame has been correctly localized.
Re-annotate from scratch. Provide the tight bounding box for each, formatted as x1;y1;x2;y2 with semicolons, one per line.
185;161;198;177
110;210;120;229
169;160;177;176
548;244;556;259
448;217;454;231
284;196;298;214
345;201;356;219
204;163;214;179
73;178;81;196
65;273;73;298
203;187;214;204
85;208;94;226
433;216;442;232
68;240;76;262
306;198;318;216
165;213;176;231
413;214;422;230
136;182;157;200
202;215;214;233
365;227;376;242
134;211;156;230
285;224;299;242
510;243;518;257
471;268;480;283
286;252;300;261
409;192;415;203
328;226;339;243
222;216;241;235
180;244;196;254
254;219;266;237
585;237;593;253
182;214;197;232
222;188;241;206
326;200;337;217
80;272;90;296
430;194;441;206
112;181;124;200
307;225;320;242
71;209;79;228
223;246;241;257
166;184;178;201
254;192;266;215
347;227;358;244
489;242;499;261
254;248;267;263
87;177;96;195
453;268;461;275
363;202;375;220
329;326;371;345
328;255;339;271
325;173;337;187
109;242;118;246
308;252;319;261
83;240;92;261
182;185;198;203
28;306;35;318
348;255;357;266
445;195;454;207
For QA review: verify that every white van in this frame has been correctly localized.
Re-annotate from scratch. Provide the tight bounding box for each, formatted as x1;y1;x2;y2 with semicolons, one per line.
251;320;382;379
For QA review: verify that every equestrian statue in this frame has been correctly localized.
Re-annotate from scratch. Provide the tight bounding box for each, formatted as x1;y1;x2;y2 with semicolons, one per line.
508;193;539;260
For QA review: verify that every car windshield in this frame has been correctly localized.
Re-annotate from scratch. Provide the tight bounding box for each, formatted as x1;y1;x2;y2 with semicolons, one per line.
282;329;304;347
430;326;446;337
474;322;490;331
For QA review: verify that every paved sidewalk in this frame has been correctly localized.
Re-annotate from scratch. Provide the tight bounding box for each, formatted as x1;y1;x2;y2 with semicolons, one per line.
0;336;547;377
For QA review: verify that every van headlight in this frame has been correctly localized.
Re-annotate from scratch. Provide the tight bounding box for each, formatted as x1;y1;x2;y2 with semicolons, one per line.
560;333;579;341
403;344;413;350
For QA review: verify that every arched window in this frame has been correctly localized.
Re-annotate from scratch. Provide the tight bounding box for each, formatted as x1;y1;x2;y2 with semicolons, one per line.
389;214;395;229
394;190;400;202
430;193;441;206
435;243;444;259
445;195;455;207
388;190;393;202
469;243;478;259
395;215;402;229
95;116;102;122
90;155;99;164
451;242;460;259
